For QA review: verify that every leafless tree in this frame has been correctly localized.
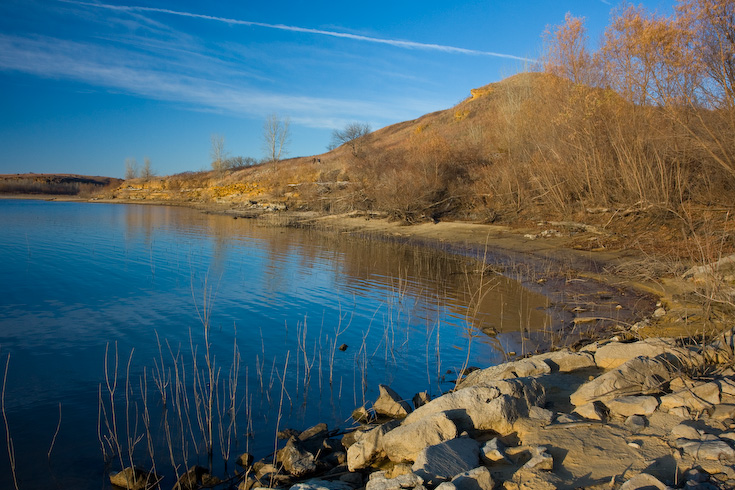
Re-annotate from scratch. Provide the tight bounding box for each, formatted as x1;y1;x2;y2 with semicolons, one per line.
262;114;291;165
140;157;154;180
124;158;139;180
329;122;372;156
210;134;228;173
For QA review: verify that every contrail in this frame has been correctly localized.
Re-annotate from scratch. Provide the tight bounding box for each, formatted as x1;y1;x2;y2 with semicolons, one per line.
64;0;536;62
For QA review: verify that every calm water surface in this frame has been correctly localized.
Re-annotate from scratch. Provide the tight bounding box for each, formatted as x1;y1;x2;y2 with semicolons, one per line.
0;199;553;489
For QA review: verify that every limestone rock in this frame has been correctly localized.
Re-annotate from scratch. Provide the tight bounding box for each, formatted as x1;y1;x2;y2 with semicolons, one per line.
619;473;669;490
528;406;555;424
174;466;220;490
278;437;318;477
522;446;553;471
535;349;595;372
413;392;431;409
110;468;160;490
671;423;735;461
573;401;608;421
570;355;682;406
594;338;680;369
237;452;254;468
625;415;647;432
382;411;458;463
459;358;550;387
412;437;480;486
404;378;544;434
448;466;494;490
605;395;659;417
374;385;412;419
660;381;720;412
365;471;424;490
481;438;510;464
291;479;357;490
346;420;400;471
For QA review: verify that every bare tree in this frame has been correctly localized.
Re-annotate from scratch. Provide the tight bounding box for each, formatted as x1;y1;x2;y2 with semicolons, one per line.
140;157;154;180
124;158;139;180
262;114;291;165
210;134;228;173
329;122;371;156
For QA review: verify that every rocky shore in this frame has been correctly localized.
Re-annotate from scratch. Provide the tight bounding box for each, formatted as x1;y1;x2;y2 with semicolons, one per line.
182;325;735;490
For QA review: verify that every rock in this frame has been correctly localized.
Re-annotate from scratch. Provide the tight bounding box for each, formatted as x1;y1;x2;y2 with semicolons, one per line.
110;468;160;490
570;355;683;406
173;466;220;490
346;419;400;471
278;428;301;439
619;472;668;490
683;468;709;483
412;437;480;486
365;471;424;490
677;438;735;461
448;466;494;490
653;307;667;318
522;446;553;471
594;338;680;369
709;403;735;421
625;415;647;432
413;392;431;409
374;385;412;419
535;349;595;372
404;378;545;434
382;411;458;463
352;406;376;423
668;406;691;419
459;358;551;387
237;452;254;468
605;395;659;417
278;437;318;477
660;381;720;412
573;401;608;421
481;438;510;464
554;413;580;424
671;423;702;440
291;479;356;490
528;406;555;423
299;423;329;442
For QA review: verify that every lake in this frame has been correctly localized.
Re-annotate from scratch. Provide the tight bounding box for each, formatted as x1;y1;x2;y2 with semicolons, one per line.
0;199;555;489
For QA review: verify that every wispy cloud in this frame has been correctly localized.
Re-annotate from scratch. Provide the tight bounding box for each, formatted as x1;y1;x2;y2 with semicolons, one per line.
64;0;536;62
0;33;428;128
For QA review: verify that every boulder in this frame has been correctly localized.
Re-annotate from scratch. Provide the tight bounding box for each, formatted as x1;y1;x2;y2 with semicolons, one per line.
660;381;720;412
594;338;681;369
346;420;400;471
522;446;554;471
404;378;544;434
110;467;160;490
374;385;412;419
412;437;480;486
573;401;608;421
445;466;494;490
535;349;595;372
625;415;647;432
570;355;683;406
619;473;669;490
174;466;220;490
413;392;431;409
481;438;510;464
291;479;356;490
382;411;458;463
459;358;550;387
277;437;318;477
671;424;735;461
365;471;424;490
528;406;555;424
605;395;659;417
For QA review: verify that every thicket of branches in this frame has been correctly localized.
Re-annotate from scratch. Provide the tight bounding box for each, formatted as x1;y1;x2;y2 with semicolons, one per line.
337;0;734;227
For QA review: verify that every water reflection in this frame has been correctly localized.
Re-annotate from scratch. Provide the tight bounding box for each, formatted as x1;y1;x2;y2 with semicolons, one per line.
0;200;554;489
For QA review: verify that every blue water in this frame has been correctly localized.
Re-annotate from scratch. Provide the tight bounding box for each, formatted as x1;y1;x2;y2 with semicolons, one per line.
0;199;552;488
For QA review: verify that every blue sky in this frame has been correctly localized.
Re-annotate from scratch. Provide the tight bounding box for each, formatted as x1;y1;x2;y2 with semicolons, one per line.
0;0;675;178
